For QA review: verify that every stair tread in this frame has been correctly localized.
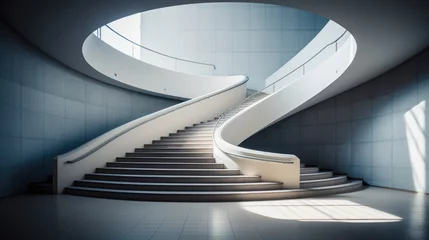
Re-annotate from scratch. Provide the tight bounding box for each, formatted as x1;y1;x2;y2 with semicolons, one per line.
76;180;281;186
99;167;238;171
87;173;258;178
113;162;220;165
300;175;347;183
300;171;332;176
67;180;362;195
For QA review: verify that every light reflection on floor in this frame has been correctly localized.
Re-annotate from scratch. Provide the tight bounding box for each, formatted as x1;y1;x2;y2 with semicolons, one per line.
241;199;402;223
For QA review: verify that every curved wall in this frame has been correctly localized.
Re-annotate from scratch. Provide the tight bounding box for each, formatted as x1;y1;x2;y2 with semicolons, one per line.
139;3;328;89
241;47;429;193
0;21;180;198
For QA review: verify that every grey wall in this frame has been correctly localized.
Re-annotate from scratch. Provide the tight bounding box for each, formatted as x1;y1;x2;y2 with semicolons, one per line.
241;47;429;193
0;20;181;198
140;3;328;90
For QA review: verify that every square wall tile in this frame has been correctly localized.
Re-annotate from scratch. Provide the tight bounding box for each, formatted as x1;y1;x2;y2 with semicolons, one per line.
372;94;393;117
336;144;351;166
318;145;335;169
265;6;282;30
0;104;21;137
65;76;86;103
317;124;335;144
44;64;65;97
392;139;411;167
392;167;416;191
233;31;249;52
352;100;372;120
335;104;351;122
297;10;315;30
0;80;21;107
22;86;43;112
318;107;335;124
372;141;392;167
282;8;298;30
372;114;393;141
336;122;351;144
65;99;85;121
233;3;250;30
249;3;265;30
44;93;65;117
0;136;21;168
86;82;106;107
393;83;418;113
372;167;392;187
43;114;65;140
351;166;373;183
22;109;44;139
281;30;299;51
352;119;372;143
352;142;372;167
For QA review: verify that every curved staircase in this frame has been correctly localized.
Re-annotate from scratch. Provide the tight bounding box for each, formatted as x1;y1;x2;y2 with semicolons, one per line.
65;106;362;201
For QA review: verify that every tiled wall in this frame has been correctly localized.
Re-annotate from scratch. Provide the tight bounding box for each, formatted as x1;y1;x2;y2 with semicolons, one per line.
140;3;328;90
241;47;429;193
0;21;181;198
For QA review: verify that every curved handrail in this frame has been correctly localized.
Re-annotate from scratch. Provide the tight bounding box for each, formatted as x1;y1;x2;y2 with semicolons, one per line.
213;30;349;161
60;76;247;164
102;25;216;70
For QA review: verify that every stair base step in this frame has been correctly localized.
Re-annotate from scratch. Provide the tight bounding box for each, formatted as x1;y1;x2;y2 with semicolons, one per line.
65;181;362;202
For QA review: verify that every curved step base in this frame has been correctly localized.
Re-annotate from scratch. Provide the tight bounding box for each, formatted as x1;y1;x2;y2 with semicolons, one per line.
65;181;362;202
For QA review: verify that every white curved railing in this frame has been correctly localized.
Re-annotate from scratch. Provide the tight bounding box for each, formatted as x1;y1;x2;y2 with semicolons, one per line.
54;75;248;193
213;21;357;188
95;25;216;76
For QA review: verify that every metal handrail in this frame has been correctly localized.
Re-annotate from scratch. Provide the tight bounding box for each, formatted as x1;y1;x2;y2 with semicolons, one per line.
213;30;349;159
102;25;216;70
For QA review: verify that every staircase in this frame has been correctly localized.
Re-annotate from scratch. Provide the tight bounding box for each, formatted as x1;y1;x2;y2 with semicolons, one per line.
65;94;362;201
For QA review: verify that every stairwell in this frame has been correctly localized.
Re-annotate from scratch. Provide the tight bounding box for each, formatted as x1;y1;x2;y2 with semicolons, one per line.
65;93;362;201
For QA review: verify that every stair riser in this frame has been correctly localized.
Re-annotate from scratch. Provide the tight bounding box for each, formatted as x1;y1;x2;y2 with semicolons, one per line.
135;148;213;153
161;136;212;139
144;144;213;148
300;172;333;181
73;182;283;192
85;174;261;183
180;128;213;132
300;178;348;188
116;158;216;163
65;182;362;202
153;140;213;144
107;162;224;169
169;133;212;137
300;168;319;174
95;169;241;176
126;152;213;157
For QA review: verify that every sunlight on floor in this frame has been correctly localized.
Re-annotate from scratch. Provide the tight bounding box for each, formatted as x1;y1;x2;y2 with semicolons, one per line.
241;199;402;223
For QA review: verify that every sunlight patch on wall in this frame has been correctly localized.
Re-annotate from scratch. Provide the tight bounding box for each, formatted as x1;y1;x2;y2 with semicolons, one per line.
241;199;401;223
404;100;426;193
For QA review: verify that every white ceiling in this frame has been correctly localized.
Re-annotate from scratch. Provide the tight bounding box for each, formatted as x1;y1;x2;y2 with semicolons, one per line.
1;0;429;101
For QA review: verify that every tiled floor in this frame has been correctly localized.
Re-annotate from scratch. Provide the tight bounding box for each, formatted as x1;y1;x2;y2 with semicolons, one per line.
0;187;427;240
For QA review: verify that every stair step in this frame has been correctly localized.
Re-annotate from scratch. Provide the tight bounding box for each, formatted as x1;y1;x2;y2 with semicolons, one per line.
84;173;261;183
126;152;213;157
179;128;213;132
300;176;348;188
161;135;212;140
73;180;283;192
144;143;213;148
107;162;224;169
135;147;213;153
300;167;319;174
95;167;241;176
116;157;215;163
65;180;362;202
300;171;333;181
188;125;214;129
169;132;212;137
153;139;213;144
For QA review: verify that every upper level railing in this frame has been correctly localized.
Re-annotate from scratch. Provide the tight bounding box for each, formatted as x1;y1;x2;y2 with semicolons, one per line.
94;25;216;75
213;29;350;161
